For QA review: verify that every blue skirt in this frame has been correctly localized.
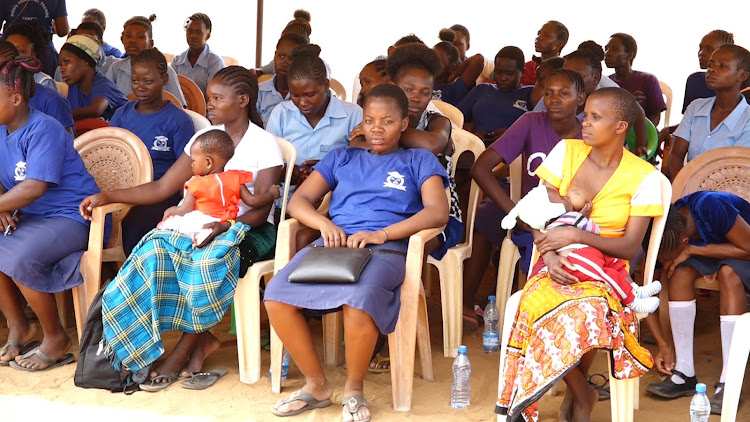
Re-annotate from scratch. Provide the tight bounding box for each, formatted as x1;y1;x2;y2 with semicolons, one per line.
680;256;750;291
0;215;89;293
264;237;408;334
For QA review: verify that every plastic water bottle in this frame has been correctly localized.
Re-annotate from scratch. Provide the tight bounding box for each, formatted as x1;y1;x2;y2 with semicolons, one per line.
268;348;291;380
689;383;710;422
483;296;500;353
451;345;471;409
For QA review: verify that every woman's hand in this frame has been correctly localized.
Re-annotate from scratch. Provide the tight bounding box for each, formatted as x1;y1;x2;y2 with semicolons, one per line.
543;251;579;285
195;221;231;248
79;193;109;221
666;245;692;278
653;343;675;376
349;123;364;141
298;160;320;185
535;227;580;255
320;220;347;248
347;230;387;249
0;210;19;233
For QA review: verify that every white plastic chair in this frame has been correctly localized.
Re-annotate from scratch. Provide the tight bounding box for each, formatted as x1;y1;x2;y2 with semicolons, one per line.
659;80;673;129
495;156;523;336
720;312;750;422
430;99;464;128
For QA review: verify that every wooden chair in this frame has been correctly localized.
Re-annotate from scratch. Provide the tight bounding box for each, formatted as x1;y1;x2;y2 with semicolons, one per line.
233;136;297;384
72;128;154;338
55;81;68;97
74;118;109;136
126;91;182;107
177;75;206;116
257;74;273;83
659;80;673;129
430;99;464;128
720;311;750;422
329;78;347;101
222;56;239;66
425;128;484;357
184;109;211;131
494;156;523;334
497;173;672;422
269;218;444;411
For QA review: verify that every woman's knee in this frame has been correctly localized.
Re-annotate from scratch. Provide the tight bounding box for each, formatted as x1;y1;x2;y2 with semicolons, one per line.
342;306;377;330
264;300;297;318
717;265;743;290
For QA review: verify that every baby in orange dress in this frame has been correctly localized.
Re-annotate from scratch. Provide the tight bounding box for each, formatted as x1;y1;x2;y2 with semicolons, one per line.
158;129;280;245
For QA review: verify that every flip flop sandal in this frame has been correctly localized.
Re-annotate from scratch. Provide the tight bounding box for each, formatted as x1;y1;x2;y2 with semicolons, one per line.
181;369;228;390
9;347;74;372
367;353;390;373
140;374;180;392
270;389;332;417
0;340;40;366
342;395;371;422
587;373;610;401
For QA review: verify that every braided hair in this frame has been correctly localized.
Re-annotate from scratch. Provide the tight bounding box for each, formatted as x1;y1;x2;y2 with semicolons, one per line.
708;29;735;46
211;66;263;128
288;44;327;84
0;41;19;61
0;56;40;101
124;14;157;38
546;68;585;96
720;44;750;89
565;41;605;75
185;13;212;32
4;20;47;59
659;206;687;256
132;48;168;76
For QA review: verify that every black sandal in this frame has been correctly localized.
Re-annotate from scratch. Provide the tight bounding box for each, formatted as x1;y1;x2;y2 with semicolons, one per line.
645;370;698;399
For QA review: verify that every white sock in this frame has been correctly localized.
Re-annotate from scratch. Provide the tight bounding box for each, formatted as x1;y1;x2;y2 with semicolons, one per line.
669;300;696;384
719;315;739;386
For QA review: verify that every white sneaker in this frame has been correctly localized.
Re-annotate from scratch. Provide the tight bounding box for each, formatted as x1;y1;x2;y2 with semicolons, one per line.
631;280;662;298
627;296;660;314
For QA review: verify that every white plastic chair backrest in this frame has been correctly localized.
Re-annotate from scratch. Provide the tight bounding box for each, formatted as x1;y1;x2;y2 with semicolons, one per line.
659;80;673;128
431;99;464;128
451;128;485;246
184;109;211;131
509;156;523;204
329;78;347;101
275;136;298;221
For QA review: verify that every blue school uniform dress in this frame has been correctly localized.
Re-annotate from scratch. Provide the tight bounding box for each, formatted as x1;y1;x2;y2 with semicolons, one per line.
433;78;470;107
171;45;225;94
457;83;533;133
67;72;128;121
30;82;74;132
257;76;289;126
102;42;123;59
105;57;187;107
674;96;750;162
264;147;449;334
675;191;750;290
0;109;101;293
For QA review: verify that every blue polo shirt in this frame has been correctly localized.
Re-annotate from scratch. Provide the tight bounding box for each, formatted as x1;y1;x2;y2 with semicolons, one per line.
683;71;715;114
67;72;128;121
265;94;362;165
0;109;99;225
457;83;533;133
433;78;470;107
674;96;750;162
109;101;195;180
257;76;289;126
29;82;74;132
171;45;225;94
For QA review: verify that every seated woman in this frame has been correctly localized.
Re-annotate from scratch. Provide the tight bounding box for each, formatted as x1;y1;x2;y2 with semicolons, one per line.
59;35;128;122
105;15;187;107
109;48;196;253
666;44;750;180
496;88;663;422
81;8;124;58
171;13;225;95
3;20;59;92
265;44;362;215
79;66;283;384
605;33;666;126
265;83;449;421
463;69;585;328
256;32;309;126
0;57;102;371
521;20;569;86
457;46;533;145
646;192;750;414
356;58;388;107
255;9;313;76
431;29;484;106
529;56;565;108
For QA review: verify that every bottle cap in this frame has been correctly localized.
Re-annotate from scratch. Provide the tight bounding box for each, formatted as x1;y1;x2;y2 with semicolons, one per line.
488;295;496;302
457;345;467;354
695;383;706;393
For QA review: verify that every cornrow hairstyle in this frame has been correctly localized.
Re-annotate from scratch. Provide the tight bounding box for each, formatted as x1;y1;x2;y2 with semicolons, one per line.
0;41;19;61
394;34;424;47
546;68;585;95
365;83;409;119
132;48;168;76
196;129;235;162
434;41;460;69
365;58;387;80
589;87;639;129
185;13;212;32
450;24;470;43
565;41;605;75
288;44;327;84
124;14;157;38
77;21;105;43
276;33;308;50
282;9;312;38
438;28;455;43
547;20;570;46
537;56;565;76
708;29;735;46
495;46;525;72
211;65;263;128
0;56;40;101
386;43;443;82
4;21;47;59
720;44;750;89
610;32;638;61
659;206;687;256
83;8;106;27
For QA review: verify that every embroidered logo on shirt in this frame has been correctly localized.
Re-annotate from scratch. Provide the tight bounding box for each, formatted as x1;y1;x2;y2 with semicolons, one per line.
513;99;529;112
383;172;406;191
14;161;26;181
151;136;171;152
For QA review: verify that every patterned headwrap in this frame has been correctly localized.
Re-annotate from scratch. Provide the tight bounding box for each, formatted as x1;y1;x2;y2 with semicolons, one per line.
61;35;103;69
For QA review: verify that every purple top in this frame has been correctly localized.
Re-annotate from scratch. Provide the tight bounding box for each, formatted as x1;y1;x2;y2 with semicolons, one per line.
609;71;666;118
490;110;582;196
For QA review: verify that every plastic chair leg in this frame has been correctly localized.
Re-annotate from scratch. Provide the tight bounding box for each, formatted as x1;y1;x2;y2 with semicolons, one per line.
498;292;522;399
609;351;637;422
721;312;750;422
417;290;434;381
234;270;262;384
270;326;283;394
496;237;520;342
438;252;463;358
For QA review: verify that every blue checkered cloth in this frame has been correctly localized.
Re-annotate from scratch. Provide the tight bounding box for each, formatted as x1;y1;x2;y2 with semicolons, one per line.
102;224;249;372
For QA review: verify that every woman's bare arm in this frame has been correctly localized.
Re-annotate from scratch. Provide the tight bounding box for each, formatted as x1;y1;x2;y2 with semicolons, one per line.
399;115;452;155
469;148;516;214
0;180;47;212
72;98;110;120
235;166;282;228
666;137;688;181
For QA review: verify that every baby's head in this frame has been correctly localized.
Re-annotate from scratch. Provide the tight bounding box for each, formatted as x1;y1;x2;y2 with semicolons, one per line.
190;129;235;176
545;186;575;212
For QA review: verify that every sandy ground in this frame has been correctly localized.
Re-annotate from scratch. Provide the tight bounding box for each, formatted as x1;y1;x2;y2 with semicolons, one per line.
0;287;748;422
